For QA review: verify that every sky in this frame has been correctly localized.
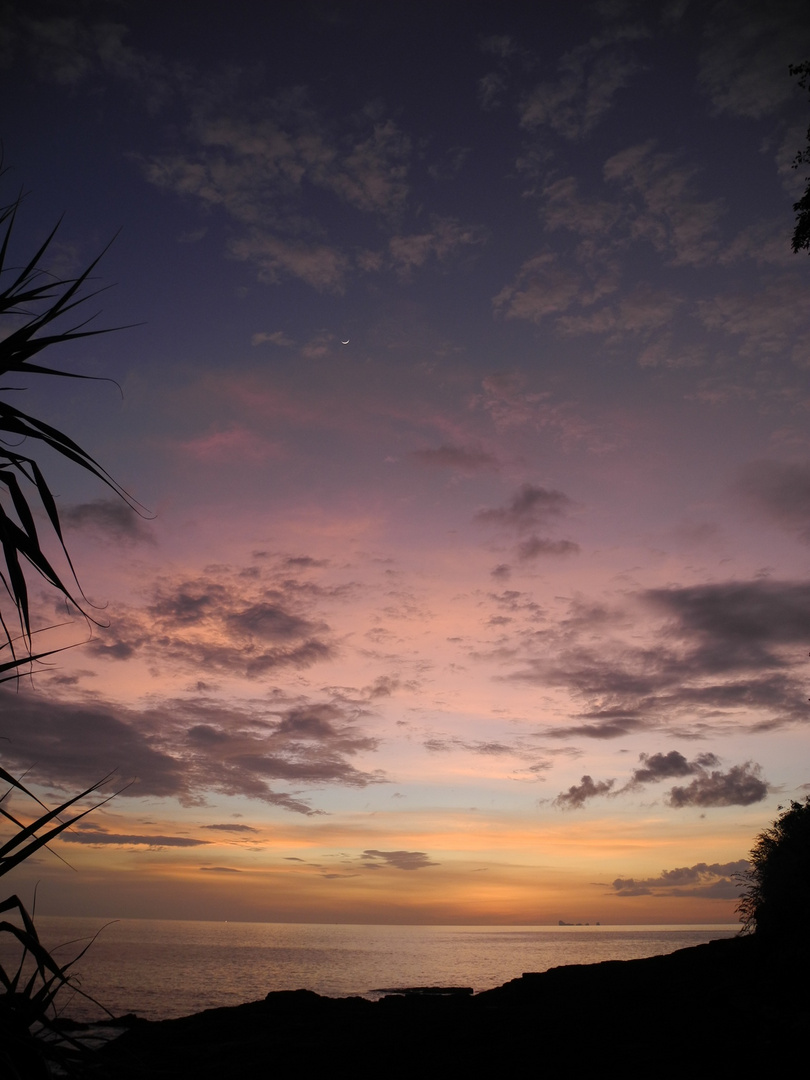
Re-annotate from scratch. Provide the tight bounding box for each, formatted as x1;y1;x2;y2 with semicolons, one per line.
1;0;810;925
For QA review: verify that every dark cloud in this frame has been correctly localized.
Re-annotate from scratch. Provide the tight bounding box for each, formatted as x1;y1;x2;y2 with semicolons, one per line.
667;762;768;807
544;718;647;740
274;703;376;752
614;750;765;806
488;589;544;617
361;850;438;870
365;675;400;699
226;603;320;642
0;688;385;816
199;866;243;873
200;823;259;834
472;741;515;755
625;750;720;787
187;725;230;746
148;582;228;624
0;696;185;798
61;829;208;847
554;774;615;809
475;483;573;531
182;699;380;795
244;640;334;676
644;580;810;662
737;460;810;543
62;499;155;544
611;859;750;898
518;23;646;140
410;444;499;472
424;738;450;752
87;641;140;661
548;742;767;809
475;484;579;565
516;535;580;560
509;580;810;738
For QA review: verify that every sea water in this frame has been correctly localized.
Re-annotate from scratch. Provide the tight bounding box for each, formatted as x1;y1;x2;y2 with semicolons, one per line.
0;918;740;1023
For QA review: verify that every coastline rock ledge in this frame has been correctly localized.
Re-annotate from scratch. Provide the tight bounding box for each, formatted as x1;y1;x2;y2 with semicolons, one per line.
96;934;808;1078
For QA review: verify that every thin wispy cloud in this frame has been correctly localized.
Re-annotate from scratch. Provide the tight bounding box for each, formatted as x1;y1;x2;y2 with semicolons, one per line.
411;444;500;473
200;824;259;834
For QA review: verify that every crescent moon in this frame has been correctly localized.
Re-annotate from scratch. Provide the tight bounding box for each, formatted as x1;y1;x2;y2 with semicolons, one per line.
341;339;350;345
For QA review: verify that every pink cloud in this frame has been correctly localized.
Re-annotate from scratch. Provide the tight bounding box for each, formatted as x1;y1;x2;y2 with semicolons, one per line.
179;426;284;463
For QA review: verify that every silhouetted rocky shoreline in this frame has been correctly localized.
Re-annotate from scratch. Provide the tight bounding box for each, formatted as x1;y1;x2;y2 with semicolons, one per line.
80;933;804;1077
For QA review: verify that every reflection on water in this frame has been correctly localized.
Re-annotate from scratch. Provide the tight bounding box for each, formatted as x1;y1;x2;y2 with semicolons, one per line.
1;918;739;1022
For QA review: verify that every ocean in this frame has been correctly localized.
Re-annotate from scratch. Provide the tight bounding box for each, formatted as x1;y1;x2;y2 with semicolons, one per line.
3;918;740;1023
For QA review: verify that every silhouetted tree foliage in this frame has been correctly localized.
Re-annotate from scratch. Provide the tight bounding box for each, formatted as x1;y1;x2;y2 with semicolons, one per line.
737;797;810;939
790;61;810;254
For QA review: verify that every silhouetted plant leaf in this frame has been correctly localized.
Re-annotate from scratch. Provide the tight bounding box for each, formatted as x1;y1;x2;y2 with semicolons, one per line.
0;165;136;1074
0;171;144;669
0;770;118;878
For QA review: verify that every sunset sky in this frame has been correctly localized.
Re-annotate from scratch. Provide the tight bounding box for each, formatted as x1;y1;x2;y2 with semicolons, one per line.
2;0;810;925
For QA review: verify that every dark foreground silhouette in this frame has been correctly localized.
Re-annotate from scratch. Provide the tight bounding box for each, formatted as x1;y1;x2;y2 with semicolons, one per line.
78;933;805;1078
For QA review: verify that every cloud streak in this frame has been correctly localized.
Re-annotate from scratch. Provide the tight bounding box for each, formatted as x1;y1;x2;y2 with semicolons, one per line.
611;860;749;898
411;444;499;473
510;579;810;740
362;850;439;870
61;829;209;848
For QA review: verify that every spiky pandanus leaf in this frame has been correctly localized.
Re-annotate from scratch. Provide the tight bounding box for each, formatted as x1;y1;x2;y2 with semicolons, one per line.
0;767;118;878
0;169;138;1074
0;177;141;671
0;773;119;1073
